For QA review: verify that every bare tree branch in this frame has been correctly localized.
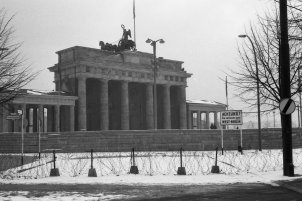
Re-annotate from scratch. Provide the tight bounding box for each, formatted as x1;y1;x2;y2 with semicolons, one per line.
0;8;38;106
228;3;302;112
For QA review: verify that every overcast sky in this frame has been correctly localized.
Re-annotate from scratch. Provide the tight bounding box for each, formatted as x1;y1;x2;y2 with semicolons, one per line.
0;0;272;115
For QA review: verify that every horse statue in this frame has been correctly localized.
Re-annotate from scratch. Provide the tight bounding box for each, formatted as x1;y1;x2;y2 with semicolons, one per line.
99;41;118;52
99;24;136;52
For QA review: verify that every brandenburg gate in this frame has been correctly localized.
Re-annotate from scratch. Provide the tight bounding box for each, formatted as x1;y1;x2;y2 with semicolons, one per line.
48;46;191;131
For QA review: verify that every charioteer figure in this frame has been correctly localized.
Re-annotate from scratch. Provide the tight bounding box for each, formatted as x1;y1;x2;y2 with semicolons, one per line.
99;24;136;52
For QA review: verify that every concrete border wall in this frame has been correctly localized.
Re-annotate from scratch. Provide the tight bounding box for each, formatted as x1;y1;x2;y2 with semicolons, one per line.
1;128;302;153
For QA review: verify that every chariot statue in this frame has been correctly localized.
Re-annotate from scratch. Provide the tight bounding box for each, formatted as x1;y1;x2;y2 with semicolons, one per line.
99;24;136;52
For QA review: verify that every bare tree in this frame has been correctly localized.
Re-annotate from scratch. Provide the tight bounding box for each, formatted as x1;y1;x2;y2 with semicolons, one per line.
0;9;36;105
229;3;302;113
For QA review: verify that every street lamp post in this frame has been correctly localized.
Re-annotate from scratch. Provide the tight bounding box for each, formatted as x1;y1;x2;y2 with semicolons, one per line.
238;34;262;151
279;0;294;177
146;38;165;129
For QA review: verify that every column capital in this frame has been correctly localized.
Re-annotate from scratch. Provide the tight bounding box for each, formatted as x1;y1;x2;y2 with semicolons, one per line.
78;76;87;81
121;80;129;84
99;78;109;83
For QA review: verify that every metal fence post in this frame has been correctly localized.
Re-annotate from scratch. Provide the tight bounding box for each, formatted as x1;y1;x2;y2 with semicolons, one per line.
88;148;97;177
177;147;186;175
130;148;139;174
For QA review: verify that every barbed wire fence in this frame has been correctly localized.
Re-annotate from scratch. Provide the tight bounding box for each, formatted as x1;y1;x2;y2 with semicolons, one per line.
1;148;302;180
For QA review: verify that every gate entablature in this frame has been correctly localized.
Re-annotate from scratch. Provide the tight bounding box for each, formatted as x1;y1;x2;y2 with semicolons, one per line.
48;46;191;86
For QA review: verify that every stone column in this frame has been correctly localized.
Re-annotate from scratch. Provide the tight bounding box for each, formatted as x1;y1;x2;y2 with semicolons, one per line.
163;85;171;129
54;105;60;132
187;110;192;129
197;111;201;129
38;105;44;132
1;104;8;132
145;83;154;129
33;107;38;132
179;85;187;129
201;112;206;129
100;79;109;130
46;106;53;132
206;112;210;129
121;81;129;130
69;105;75;131
28;107;33;133
78;76;87;131
214;112;218;128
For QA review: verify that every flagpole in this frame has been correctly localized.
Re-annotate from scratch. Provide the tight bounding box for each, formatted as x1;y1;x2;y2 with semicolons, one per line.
225;76;229;130
133;0;136;50
226;76;229;110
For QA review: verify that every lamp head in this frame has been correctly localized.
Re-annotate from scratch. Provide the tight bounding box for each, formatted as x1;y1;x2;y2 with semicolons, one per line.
238;34;247;38
159;39;165;44
145;38;152;43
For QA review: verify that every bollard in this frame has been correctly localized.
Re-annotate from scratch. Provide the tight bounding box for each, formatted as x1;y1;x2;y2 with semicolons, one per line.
129;148;139;174
177;147;186;175
211;147;220;173
50;150;60;176
88;149;97;177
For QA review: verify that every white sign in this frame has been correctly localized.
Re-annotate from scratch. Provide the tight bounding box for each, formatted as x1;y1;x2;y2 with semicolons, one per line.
220;110;243;125
17;109;23;115
6;113;21;120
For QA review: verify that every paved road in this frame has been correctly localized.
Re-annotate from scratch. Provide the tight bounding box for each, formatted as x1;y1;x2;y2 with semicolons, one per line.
0;182;301;200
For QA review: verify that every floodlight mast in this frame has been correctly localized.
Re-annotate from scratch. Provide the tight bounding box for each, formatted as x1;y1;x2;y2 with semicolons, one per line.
145;38;165;129
238;34;262;151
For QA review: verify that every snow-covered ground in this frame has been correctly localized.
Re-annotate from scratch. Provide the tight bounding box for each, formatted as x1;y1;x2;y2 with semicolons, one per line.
1;168;302;201
1;149;302;201
1;168;302;186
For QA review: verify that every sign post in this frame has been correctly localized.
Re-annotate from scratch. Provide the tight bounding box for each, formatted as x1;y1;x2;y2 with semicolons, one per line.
18;110;24;166
6;111;23;165
220;128;224;155
279;0;294;177
239;127;243;154
38;120;41;159
220;110;243;154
